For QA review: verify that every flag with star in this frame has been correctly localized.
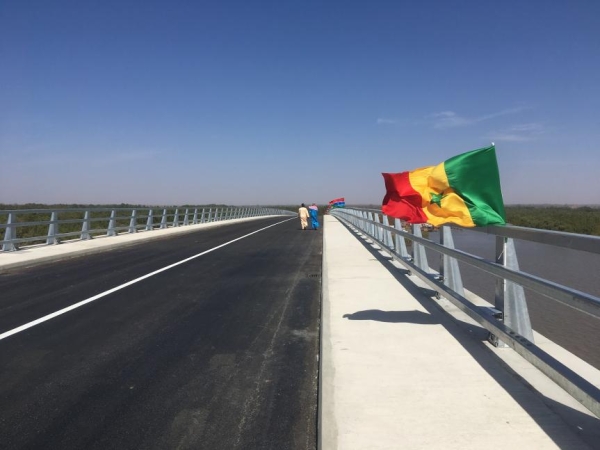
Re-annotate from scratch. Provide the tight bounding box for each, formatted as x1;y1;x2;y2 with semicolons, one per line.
381;145;506;227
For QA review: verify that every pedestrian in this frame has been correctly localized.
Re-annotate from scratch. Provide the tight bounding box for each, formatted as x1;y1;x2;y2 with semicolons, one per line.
298;203;310;230
309;203;319;230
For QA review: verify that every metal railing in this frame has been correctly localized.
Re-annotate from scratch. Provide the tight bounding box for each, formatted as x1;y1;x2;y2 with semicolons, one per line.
331;207;600;418
1;206;295;252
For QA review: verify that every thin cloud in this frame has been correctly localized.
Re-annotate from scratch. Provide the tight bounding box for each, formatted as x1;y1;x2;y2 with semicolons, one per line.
377;118;399;125
488;123;545;142
431;111;473;128
431;107;528;129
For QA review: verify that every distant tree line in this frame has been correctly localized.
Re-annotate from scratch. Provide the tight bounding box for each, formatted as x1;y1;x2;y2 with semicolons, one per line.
2;204;598;243
505;205;600;236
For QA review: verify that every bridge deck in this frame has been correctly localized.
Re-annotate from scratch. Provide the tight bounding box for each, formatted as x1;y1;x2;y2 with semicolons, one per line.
1;215;599;449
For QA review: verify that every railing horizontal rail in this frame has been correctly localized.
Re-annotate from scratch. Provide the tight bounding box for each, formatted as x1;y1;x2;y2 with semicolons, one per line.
474;224;600;255
354;216;600;320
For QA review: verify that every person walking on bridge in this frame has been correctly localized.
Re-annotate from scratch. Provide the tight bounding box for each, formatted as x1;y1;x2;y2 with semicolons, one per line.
298;203;310;230
309;203;319;230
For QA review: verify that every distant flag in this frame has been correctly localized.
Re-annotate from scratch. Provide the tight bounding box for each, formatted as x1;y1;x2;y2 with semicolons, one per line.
382;145;506;227
329;197;346;208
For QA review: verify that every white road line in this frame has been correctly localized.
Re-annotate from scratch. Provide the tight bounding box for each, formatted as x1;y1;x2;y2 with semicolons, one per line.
0;217;295;341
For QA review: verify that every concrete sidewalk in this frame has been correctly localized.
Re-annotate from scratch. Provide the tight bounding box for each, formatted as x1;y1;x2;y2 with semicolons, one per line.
321;215;598;450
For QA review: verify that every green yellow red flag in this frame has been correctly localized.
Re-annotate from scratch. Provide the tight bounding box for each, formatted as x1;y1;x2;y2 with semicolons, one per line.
382;145;506;227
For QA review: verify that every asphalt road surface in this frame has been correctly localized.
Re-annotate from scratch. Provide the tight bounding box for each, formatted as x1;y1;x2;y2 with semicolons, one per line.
0;217;322;450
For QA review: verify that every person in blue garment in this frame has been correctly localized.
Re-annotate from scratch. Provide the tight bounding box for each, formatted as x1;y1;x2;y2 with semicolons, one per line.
308;203;319;230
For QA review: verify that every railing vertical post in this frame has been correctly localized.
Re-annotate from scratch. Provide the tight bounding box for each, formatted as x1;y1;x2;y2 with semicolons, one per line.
382;215;394;249
207;208;213;222
173;209;180;227
107;210;117;236
192;208;198;225
183;208;189;226
492;236;534;346
412;225;430;273
81;210;92;240
214;208;220;221
372;213;382;243
366;212;374;238
160;209;167;229
440;226;464;295
360;211;368;234
46;211;60;245
129;209;137;234
2;212;19;251
146;209;154;231
200;208;206;223
394;218;409;259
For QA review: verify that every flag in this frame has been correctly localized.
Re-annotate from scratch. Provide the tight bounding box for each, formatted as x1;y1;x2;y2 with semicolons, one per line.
329;197;345;208
382;145;505;227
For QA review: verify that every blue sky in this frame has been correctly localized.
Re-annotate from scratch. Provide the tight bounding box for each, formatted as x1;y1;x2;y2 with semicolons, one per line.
1;0;599;205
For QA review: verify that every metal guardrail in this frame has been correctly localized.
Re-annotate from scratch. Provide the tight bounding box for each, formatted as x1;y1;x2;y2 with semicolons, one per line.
331;207;600;418
1;206;295;252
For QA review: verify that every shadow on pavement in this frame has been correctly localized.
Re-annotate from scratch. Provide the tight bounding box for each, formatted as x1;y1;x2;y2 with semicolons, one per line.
343;309;438;324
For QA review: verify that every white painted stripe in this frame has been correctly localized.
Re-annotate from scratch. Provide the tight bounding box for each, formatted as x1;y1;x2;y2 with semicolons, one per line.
0;218;295;341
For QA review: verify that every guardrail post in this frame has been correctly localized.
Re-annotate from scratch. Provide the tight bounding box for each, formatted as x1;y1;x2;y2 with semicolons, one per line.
192;208;198;225
200;208;206;223
412;225;430;273
440;226;464;295
394;218;409;259
207;208;213;222
372;213;382;243
183;209;189;226
160;209;168;229
366;212;375;238
146;209;154;231
46;211;60;245
129;209;138;233
81;210;92;240
492;237;534;346
2;213;19;251
173;209;180;227
107;210;117;236
382;215;394;248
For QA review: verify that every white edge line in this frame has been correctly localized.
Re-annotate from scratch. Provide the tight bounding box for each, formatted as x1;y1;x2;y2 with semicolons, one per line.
0;218;295;341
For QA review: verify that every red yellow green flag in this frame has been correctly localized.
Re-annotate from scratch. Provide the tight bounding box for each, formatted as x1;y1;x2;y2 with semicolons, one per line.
382;145;506;227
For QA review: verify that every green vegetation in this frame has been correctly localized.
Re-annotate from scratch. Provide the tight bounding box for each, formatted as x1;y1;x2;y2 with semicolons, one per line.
506;205;600;236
